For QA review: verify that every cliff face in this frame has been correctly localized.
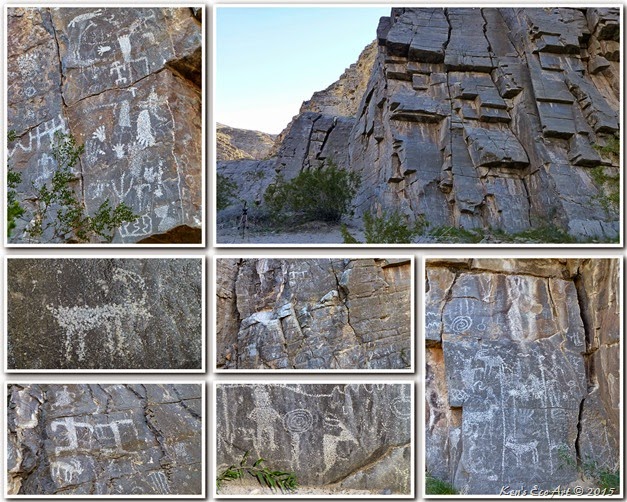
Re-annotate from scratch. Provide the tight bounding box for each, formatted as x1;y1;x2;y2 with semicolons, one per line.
8;384;202;495
216;384;412;494
7;259;203;370
216;258;412;370
218;8;620;242
8;8;202;243
217;123;276;161
425;258;620;494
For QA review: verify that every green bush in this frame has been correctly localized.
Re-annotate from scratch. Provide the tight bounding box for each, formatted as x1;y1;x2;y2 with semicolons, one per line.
429;225;484;244
216;451;298;494
9;131;138;243
342;210;426;244
264;162;360;224
425;473;458;495
217;173;238;211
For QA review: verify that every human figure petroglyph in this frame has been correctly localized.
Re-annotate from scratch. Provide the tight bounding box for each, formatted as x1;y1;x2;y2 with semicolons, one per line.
249;388;282;452
117;35;132;63
46;267;152;363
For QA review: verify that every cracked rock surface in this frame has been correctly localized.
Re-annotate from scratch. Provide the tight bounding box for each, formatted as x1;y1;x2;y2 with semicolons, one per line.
425;258;619;494
7;384;203;495
7;258;203;370
217;8;619;243
216;258;412;369
216;384;412;494
8;7;202;243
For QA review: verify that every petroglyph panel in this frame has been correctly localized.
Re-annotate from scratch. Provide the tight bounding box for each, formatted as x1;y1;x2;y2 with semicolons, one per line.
424;258;621;494
7;258;203;370
216;258;412;370
7;7;202;243
216;383;412;494
7;384;203;495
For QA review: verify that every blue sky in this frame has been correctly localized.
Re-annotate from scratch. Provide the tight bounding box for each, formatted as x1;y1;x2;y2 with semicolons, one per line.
215;7;389;134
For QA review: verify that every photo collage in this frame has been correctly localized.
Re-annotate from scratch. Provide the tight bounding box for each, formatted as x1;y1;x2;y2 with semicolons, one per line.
3;3;623;499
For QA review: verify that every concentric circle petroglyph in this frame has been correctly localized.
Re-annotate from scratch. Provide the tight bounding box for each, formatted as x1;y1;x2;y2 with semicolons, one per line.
391;396;411;418
283;409;313;433
451;315;472;333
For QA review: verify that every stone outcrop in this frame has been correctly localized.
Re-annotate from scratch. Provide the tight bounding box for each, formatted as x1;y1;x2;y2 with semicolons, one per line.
217;8;620;243
216;384;412;493
7;258;203;370
8;7;202;243
217;123;276;161
7;384;202;495
216;258;412;369
425;258;619;494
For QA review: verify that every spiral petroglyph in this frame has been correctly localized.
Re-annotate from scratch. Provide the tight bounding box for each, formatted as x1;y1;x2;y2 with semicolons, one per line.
282;409;314;433
451;316;472;333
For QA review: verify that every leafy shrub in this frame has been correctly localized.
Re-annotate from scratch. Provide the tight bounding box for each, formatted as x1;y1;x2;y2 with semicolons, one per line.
264;161;360;224
590;166;619;214
342;210;426;244
9;131;137;243
216;451;298;494
428;225;484;244
217;173;238;211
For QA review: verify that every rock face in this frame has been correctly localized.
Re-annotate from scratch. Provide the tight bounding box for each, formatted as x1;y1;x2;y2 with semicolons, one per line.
8;7;202;243
216;258;412;369
7;258;203;370
425;258;620;494
217;8;620;242
216;384;412;493
217;123;277;161
7;384;203;495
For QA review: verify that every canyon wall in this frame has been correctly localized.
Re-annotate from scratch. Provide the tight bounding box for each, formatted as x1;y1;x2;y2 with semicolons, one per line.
216;384;412;493
216;258;412;370
218;8;620;242
8;7;202;243
425;258;620;493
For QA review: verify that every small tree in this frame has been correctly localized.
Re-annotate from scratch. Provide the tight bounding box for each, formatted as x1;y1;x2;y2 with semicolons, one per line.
9;131;138;243
342;210;426;244
217;173;238;211
264;161;360;224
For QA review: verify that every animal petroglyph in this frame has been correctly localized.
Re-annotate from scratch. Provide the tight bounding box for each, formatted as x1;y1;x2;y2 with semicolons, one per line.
321;415;358;477
68;9;103;28
50;459;84;484
504;435;539;467
46;268;152;363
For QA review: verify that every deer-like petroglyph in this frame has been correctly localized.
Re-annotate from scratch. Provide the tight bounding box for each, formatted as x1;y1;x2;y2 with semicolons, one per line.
46;267;152;363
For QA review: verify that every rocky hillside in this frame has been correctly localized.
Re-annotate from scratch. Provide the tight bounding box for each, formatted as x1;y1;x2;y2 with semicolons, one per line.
217;123;277;161
8;7;202;243
216;384;411;494
216;258;411;369
425;258;619;494
8;384;202;495
217;8;620;243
